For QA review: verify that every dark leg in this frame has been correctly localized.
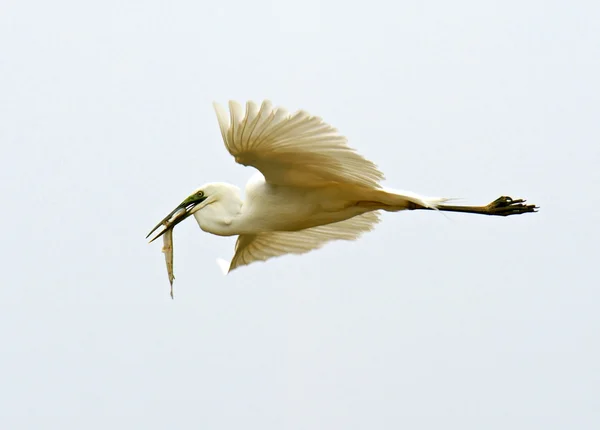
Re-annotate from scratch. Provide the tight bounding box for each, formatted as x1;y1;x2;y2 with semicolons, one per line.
431;196;538;216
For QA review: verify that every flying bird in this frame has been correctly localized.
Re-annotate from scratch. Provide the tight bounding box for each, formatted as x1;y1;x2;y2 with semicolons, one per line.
147;100;537;280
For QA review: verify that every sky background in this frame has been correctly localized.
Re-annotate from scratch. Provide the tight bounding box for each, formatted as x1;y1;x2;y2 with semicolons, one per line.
1;0;598;428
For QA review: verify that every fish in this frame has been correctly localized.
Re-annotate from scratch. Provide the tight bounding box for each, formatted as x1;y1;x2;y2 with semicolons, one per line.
154;207;186;299
162;228;175;299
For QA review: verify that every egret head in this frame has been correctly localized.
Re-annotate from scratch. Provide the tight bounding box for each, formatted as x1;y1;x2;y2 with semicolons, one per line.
146;187;209;243
146;183;240;242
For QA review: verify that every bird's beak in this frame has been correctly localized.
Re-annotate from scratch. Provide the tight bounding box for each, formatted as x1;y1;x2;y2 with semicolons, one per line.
146;195;206;243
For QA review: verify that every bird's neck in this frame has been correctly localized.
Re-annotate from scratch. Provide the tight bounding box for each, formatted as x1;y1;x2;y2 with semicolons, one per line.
193;193;244;237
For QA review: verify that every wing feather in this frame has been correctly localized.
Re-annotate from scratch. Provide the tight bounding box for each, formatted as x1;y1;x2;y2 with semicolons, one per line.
213;100;385;188
225;212;380;272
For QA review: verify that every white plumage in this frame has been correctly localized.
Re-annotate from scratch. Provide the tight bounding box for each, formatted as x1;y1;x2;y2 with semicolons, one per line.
225;210;381;272
214;100;384;188
204;100;444;271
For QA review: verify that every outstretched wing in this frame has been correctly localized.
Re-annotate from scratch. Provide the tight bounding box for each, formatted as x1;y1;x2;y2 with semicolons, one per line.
223;212;380;273
213;100;384;188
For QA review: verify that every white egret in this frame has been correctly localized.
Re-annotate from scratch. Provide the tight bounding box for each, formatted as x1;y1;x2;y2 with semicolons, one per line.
147;100;537;279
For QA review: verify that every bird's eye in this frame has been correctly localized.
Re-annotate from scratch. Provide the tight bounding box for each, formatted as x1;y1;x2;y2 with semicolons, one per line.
197;191;204;197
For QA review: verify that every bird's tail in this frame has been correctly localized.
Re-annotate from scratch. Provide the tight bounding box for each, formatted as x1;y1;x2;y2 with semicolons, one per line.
365;187;452;211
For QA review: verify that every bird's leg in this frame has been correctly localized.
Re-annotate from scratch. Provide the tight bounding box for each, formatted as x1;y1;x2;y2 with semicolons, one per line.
422;196;538;217
356;195;538;216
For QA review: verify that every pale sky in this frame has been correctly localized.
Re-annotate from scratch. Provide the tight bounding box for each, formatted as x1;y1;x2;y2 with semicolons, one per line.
1;0;598;429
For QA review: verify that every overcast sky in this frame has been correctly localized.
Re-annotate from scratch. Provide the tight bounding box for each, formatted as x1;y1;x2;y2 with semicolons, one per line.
1;0;598;429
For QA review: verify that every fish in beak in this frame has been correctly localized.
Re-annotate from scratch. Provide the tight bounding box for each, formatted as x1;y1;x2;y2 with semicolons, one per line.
146;192;207;243
146;192;207;299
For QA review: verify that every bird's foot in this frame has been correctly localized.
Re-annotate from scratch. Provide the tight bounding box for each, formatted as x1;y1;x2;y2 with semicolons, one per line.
485;196;538;216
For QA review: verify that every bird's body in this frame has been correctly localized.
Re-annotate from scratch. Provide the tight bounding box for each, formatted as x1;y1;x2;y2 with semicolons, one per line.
193;173;440;236
147;100;537;279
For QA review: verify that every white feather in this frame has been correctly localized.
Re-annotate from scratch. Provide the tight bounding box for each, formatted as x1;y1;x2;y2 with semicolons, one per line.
213;100;384;188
